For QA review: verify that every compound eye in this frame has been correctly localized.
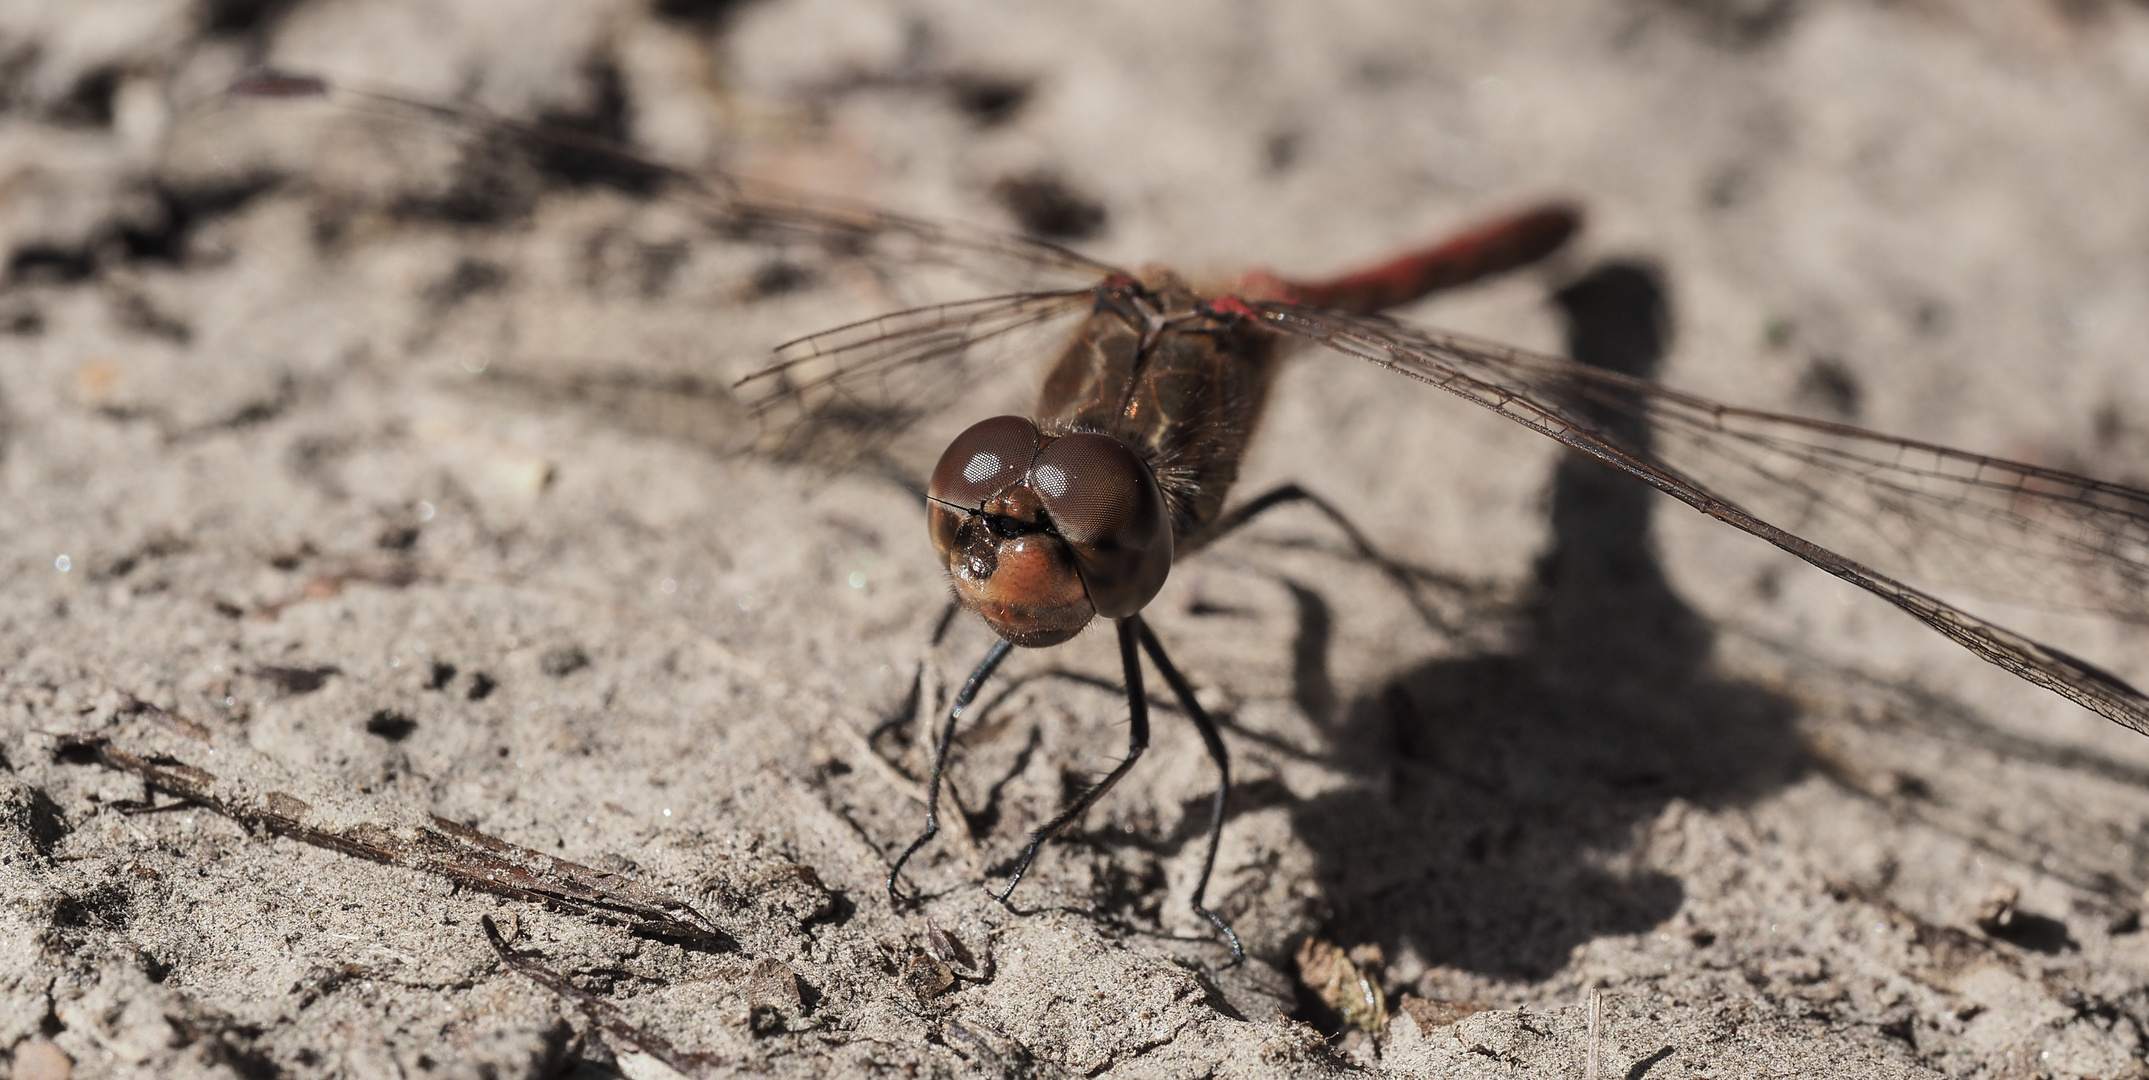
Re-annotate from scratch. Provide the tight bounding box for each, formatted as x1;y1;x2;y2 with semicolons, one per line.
1031;433;1173;619
929;416;1043;509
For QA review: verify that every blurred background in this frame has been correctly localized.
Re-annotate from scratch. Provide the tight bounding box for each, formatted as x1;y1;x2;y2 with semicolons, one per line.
7;2;2149;1077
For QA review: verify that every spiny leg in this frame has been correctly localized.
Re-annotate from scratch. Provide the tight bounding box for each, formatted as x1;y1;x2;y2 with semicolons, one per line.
1191;482;1454;635
887;637;1012;905
1135;619;1245;961
995;617;1151;903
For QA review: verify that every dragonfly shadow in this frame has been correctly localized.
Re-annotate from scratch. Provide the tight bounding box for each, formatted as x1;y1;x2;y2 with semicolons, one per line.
1287;261;1809;981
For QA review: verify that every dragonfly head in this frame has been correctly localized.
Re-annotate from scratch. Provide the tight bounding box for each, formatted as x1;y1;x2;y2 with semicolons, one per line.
927;416;1173;647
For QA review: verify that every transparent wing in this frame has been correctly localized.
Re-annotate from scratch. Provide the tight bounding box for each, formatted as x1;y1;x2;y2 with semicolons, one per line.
1260;304;2149;734
190;72;1120;462
215;72;1125;292
736;289;1097;465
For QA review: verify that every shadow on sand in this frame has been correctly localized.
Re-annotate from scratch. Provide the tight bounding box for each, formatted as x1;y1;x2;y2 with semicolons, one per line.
1285;262;1808;980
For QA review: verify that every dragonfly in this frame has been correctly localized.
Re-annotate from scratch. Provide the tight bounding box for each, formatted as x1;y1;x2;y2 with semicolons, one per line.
224;71;2149;961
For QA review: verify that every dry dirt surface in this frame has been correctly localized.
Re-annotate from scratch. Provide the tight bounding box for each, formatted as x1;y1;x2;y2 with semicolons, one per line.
9;1;2149;1077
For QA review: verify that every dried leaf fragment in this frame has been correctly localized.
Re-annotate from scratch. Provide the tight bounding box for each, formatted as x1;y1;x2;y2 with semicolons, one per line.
1295;937;1388;1032
901;950;955;1001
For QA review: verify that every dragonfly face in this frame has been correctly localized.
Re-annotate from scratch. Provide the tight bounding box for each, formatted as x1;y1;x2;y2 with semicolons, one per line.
927;414;1173;647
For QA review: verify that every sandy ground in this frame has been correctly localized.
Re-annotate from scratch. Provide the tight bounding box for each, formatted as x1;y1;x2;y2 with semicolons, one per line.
8;1;2149;1076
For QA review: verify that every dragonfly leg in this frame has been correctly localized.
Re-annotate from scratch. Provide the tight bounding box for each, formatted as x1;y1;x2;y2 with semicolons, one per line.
1189;483;1359;554
1190;482;1455;635
887;638;1012;905
995;617;1151;904
1134;619;1245;962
